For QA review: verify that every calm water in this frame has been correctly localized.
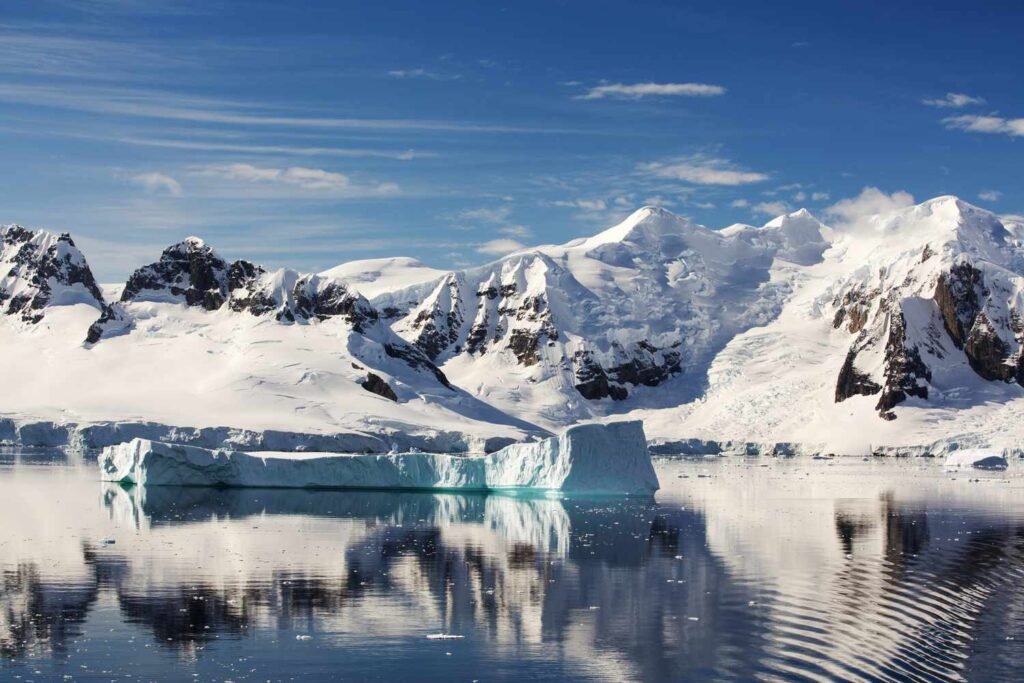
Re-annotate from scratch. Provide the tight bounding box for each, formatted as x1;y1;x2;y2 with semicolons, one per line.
1;451;1022;682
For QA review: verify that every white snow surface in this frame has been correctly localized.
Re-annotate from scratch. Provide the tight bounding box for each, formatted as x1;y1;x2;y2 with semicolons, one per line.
320;257;446;298
100;421;659;494
6;196;1024;455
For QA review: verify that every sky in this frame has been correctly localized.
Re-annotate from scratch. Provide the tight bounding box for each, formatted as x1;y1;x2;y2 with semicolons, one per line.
1;0;1023;281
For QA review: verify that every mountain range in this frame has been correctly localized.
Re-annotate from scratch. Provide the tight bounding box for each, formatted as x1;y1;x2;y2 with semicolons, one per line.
3;195;1023;454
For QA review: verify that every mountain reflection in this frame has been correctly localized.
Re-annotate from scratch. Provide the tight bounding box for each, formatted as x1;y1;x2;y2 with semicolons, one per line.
2;462;1024;681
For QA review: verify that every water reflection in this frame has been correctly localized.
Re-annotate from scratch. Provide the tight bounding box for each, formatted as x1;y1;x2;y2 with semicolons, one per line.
1;459;1023;681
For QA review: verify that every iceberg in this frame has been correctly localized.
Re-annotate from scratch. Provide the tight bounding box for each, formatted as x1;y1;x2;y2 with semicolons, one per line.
100;421;659;495
943;449;1009;472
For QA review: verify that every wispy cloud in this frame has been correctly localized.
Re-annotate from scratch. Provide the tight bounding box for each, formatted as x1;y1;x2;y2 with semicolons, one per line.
454;205;532;240
196;162;398;196
923;92;985;108
476;238;526;256
387;68;461;81
578;82;725;100
0;83;580;134
553;198;608;211
730;199;749;208
979;189;1002;202
639;155;768;186
52;0;209;15
129;171;182;196
943;113;1024;137
118;136;423;160
752;200;789;217
826;187;915;231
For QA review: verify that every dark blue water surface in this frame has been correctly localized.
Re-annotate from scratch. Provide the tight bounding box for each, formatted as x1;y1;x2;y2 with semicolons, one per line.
1;450;1022;682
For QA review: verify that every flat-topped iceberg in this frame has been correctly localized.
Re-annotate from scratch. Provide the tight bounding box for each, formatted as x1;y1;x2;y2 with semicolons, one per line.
943;449;1009;472
100;421;659;495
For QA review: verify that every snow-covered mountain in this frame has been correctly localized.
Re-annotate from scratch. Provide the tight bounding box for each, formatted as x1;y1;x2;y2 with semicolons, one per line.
637;196;1024;453
3;196;1024;453
371;206;830;426
1;225;105;323
0;234;539;451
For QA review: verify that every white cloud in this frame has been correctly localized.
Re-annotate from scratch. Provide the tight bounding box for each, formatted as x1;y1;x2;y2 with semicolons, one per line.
640;156;769;186
120;137;423;160
979;189;1002;202
825;187;915;231
578;82;725;100
455;205;533;240
793;191;807;202
476;238;526;256
197;163;398;195
553;198;608;211
730;199;749;208
387;68;460;81
752;200;790;217
130;171;181;196
943;114;1024;137
811;191;830;201
923;92;985;108
499;225;532;238
693;201;715;209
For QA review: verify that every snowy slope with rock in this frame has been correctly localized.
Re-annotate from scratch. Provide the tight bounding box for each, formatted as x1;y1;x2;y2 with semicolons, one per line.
637;197;1024;453
371;206;830;427
3;196;1024;454
0;232;540;451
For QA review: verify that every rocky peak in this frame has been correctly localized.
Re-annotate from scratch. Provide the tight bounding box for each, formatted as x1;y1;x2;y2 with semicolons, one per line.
121;237;230;310
0;224;105;323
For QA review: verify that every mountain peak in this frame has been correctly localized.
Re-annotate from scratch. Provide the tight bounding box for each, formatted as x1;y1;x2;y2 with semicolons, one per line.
582;205;697;248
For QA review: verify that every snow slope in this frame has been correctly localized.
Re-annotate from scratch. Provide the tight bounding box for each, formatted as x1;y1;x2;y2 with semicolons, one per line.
0;236;542;451
372;206;829;428
320;256;446;299
634;197;1024;453
5;196;1024;454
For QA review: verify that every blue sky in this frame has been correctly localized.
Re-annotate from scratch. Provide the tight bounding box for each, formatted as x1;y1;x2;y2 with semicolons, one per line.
2;0;1023;280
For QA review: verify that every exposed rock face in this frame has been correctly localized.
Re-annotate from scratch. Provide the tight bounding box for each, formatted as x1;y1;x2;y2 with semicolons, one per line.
361;372;398;401
834;349;881;403
934;262;984;349
0;225;105;323
875;310;931;417
830;198;1024;419
385;246;693;405
122;237;228;311
114;239;378;330
401;274;464;359
84;237;451;392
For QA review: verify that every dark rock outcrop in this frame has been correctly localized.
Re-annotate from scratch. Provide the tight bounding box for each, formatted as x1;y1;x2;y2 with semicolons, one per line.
122;237;228;311
934;262;984;349
835;349;881;402
875;310;931;416
361;372;398;401
1;226;105;324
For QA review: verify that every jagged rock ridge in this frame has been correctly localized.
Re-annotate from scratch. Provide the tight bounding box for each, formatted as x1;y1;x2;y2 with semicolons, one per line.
1;224;105;323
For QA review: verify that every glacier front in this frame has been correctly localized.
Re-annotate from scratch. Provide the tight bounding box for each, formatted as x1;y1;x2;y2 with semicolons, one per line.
100;421;659;495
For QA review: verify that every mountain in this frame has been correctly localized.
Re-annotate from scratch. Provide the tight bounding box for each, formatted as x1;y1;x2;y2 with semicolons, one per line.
1;225;105;323
0;233;539;451
320;256;447;299
370;206;830;427
635;196;1024;453
3;196;1024;453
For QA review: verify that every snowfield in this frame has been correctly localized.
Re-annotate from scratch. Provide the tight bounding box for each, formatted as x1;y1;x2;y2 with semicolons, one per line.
100;421;660;495
5;196;1024;457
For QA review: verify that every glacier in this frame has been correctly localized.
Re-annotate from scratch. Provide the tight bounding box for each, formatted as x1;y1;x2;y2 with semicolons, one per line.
99;421;659;495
